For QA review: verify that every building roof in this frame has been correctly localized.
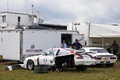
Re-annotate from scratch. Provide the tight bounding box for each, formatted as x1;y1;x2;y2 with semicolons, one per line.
0;11;37;17
39;23;67;30
26;25;49;29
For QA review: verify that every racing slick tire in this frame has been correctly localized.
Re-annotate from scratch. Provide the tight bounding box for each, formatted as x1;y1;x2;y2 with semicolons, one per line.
35;65;48;73
27;60;34;70
75;65;88;71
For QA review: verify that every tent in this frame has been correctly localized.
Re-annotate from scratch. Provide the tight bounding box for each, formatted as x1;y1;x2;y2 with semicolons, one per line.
90;23;120;38
88;23;120;55
67;22;120;48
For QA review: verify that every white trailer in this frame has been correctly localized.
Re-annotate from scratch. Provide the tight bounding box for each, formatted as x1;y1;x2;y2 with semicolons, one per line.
0;29;84;62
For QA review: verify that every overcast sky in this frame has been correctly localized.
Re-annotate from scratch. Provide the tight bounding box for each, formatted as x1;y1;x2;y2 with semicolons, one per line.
0;0;120;25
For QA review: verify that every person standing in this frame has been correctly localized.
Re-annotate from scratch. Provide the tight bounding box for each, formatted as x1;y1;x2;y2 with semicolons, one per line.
61;40;67;48
71;39;83;50
110;40;119;55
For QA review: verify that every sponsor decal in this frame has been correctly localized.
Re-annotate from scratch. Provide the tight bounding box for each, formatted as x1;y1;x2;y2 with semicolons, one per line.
26;44;43;53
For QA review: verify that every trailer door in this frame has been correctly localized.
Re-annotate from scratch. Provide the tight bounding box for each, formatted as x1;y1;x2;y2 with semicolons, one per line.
72;34;84;45
0;30;21;60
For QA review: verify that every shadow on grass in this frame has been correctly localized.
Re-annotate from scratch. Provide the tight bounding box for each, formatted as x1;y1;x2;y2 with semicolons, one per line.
48;67;109;74
0;60;20;65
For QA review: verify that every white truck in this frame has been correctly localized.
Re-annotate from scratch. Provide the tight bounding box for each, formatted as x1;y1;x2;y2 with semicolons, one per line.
0;29;84;62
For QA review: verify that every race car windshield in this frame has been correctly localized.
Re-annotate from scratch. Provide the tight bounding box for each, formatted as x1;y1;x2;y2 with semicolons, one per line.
43;49;53;56
90;49;108;53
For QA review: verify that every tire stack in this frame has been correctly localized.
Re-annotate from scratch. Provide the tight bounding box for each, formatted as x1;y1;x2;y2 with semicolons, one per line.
34;65;48;73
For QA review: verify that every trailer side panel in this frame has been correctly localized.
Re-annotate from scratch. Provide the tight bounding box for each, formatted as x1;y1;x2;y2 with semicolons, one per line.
22;30;61;58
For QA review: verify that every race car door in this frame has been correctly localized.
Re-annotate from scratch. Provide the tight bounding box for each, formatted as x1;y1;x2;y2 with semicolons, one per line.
39;48;55;65
72;34;84;45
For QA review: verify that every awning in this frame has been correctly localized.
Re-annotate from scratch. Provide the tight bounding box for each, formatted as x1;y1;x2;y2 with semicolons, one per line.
90;23;120;38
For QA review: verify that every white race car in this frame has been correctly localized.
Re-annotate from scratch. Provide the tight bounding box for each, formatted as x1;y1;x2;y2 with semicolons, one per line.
81;47;117;67
23;48;96;71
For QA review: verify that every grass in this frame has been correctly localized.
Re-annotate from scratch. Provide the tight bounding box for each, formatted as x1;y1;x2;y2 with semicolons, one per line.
0;61;120;80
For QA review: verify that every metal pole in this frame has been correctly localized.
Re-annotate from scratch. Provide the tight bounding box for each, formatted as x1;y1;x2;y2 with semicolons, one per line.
7;0;9;26
32;5;34;27
7;0;9;12
72;22;74;31
102;38;104;48
88;22;90;46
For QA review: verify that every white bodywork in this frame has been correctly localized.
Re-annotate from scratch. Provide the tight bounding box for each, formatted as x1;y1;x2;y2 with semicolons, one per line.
81;47;117;65
23;48;96;69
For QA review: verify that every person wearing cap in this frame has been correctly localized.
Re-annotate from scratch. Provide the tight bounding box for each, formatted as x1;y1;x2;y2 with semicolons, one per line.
71;39;83;50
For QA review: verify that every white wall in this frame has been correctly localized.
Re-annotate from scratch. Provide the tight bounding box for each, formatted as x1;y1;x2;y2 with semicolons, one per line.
0;12;33;28
0;13;7;27
7;13;32;27
67;22;90;46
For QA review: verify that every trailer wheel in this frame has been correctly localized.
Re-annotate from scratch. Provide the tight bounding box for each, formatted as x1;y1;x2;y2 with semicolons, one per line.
76;66;87;71
27;60;34;70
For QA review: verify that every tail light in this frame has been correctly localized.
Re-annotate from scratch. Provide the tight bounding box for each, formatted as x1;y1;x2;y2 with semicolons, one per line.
94;56;102;60
110;57;117;59
110;55;117;59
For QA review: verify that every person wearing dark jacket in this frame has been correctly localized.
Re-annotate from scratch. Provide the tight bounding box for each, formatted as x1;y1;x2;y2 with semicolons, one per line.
71;39;82;50
110;40;119;55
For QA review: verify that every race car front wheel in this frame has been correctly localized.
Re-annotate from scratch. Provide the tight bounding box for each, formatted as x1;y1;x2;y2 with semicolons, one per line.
27;60;34;70
76;65;88;71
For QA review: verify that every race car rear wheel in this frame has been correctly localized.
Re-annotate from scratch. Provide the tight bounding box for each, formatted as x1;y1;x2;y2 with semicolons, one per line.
76;66;87;71
27;60;34;70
